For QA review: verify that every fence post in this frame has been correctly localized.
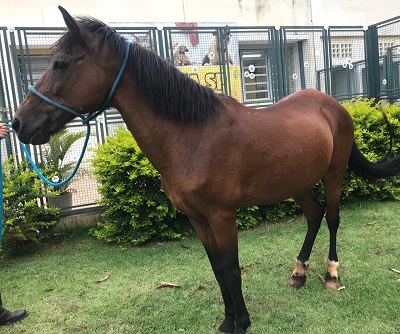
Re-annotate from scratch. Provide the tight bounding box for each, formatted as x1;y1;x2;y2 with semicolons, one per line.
216;27;229;96
279;27;293;98
322;28;332;96
270;27;284;102
365;25;380;102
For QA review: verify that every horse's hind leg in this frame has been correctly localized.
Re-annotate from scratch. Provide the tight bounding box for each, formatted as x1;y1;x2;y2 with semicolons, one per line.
190;215;250;334
289;190;325;288
322;174;344;290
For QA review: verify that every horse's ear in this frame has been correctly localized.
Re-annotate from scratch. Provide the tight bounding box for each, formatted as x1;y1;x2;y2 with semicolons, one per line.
58;6;88;47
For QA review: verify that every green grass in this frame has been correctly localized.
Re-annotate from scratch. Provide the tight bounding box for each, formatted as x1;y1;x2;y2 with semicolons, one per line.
1;201;399;334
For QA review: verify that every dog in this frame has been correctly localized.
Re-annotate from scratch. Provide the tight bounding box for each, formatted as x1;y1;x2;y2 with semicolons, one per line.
174;44;191;66
202;28;234;66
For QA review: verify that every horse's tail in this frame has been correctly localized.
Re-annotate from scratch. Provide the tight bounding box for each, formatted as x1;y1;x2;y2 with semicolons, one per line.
348;141;400;178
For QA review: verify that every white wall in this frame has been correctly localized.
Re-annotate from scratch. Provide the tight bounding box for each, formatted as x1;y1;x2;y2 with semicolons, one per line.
1;0;399;28
310;0;400;27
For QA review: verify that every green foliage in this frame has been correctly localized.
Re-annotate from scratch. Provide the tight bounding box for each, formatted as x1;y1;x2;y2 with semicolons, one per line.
237;200;299;230
1;158;59;252
90;128;188;245
42;129;86;193
258;199;299;222
237;206;261;230
341;98;400;202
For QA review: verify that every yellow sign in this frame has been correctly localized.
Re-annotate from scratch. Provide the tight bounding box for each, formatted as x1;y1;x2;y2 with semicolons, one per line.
178;65;243;103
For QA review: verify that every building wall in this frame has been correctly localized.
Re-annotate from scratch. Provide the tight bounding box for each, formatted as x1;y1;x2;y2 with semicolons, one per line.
1;0;399;28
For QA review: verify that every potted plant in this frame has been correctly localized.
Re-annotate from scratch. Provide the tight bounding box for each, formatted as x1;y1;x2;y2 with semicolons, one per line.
42;129;86;209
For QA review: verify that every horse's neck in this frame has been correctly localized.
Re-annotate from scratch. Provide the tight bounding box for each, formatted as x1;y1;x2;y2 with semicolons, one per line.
113;86;183;174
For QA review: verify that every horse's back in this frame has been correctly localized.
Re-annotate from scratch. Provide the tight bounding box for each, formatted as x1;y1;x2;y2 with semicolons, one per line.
225;89;354;155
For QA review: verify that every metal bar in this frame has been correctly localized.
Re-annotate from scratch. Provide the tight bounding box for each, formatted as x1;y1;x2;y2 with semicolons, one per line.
297;41;306;90
165;28;172;62
270;28;282;102
373;15;400;28
217;28;229;95
0;29;14;157
323;28;332;95
155;29;162;55
280;28;288;97
365;25;380;101
16;29;31;92
222;26;232;97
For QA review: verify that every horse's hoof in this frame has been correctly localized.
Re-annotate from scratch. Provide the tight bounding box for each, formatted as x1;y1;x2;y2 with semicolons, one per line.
289;274;306;288
325;274;341;290
217;316;236;334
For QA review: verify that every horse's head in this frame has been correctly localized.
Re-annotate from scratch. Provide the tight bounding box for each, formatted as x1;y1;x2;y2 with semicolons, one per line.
12;6;118;144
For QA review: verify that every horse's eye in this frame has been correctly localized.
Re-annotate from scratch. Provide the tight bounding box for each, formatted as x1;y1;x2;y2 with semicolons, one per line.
53;60;68;71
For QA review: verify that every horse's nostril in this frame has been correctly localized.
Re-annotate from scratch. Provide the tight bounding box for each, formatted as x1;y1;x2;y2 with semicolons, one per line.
11;118;20;133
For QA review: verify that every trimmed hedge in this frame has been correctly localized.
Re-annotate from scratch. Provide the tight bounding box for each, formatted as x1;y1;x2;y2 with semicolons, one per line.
91;98;400;245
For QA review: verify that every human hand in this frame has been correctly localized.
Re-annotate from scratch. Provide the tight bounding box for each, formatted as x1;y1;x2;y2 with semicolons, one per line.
0;123;10;139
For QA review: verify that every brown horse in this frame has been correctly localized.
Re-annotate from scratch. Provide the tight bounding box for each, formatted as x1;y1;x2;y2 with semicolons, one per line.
12;7;400;334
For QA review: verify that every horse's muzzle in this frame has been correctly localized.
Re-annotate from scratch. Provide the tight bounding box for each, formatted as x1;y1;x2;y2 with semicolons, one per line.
11;118;20;135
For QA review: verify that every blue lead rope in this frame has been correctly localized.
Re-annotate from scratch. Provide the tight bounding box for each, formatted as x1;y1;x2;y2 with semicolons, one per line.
10;123;91;187
0;40;131;247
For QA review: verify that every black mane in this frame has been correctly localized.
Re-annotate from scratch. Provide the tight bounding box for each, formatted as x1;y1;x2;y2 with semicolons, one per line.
55;16;223;123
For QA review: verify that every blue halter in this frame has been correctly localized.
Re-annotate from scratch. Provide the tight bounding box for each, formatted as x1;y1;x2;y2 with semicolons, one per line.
0;40;131;246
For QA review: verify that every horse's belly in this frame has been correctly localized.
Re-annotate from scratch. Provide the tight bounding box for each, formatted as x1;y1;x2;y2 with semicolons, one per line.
161;112;335;212
238;131;333;206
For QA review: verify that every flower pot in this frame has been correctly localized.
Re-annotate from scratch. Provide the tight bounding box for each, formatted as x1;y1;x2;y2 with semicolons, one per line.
48;192;73;210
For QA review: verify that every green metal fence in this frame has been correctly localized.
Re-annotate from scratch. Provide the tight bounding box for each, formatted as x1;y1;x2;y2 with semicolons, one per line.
0;16;399;213
375;16;400;102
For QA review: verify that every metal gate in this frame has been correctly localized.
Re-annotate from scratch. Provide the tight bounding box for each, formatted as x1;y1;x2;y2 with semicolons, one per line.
0;16;399;212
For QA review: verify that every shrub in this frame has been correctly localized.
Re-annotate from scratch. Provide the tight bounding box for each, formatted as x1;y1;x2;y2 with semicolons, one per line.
1;158;59;252
341;98;400;202
237;200;299;230
90;128;188;245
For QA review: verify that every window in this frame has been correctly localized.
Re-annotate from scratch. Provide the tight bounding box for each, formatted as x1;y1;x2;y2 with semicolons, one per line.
331;43;352;59
379;42;394;56
239;50;272;106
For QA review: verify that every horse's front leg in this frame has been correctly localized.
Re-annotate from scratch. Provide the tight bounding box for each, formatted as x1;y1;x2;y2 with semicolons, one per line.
217;250;250;334
190;215;250;334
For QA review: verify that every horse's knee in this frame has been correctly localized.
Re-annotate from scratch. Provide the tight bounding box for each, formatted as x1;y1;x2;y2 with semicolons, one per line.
326;207;340;229
312;205;326;223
